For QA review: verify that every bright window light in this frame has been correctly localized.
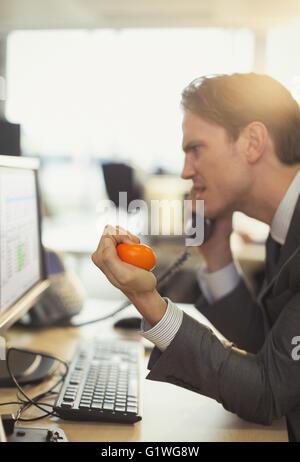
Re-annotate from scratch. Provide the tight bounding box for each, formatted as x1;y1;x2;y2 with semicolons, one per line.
266;27;300;103
6;28;254;174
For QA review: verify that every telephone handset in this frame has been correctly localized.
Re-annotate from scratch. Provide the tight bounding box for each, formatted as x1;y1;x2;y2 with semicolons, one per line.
156;213;215;287
189;212;214;242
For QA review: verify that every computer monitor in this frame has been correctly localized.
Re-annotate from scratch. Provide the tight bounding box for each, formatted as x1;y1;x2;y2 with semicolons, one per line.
0;155;50;385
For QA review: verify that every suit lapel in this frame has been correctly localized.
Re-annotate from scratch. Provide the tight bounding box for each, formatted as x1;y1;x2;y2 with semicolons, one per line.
277;194;300;269
258;194;300;305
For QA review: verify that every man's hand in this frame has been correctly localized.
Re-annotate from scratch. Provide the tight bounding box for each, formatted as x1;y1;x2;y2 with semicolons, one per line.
188;188;234;272
91;225;167;325
199;211;234;272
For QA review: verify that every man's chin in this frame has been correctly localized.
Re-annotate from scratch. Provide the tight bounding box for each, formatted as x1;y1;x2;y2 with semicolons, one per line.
189;195;224;220
201;205;222;221
206;206;235;221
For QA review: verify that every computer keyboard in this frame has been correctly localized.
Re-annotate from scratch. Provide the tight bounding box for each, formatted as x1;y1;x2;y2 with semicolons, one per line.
54;338;144;424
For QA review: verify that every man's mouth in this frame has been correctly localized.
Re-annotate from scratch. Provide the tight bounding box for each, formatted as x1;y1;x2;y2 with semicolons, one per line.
193;186;206;198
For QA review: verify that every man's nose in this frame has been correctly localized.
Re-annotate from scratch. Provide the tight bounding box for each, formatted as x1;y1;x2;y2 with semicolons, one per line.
181;155;195;180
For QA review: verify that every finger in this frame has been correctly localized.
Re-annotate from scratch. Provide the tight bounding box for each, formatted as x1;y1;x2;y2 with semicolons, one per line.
92;224;141;280
103;243;157;293
92;236;134;281
93;225;134;258
103;225;139;245
92;237;157;293
115;225;140;243
91;237;127;288
101;237;136;281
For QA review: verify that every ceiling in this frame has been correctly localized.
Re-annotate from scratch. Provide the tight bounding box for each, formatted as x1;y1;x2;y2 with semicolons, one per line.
0;0;300;32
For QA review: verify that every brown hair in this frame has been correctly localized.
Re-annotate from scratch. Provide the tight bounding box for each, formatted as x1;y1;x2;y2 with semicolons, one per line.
181;73;300;165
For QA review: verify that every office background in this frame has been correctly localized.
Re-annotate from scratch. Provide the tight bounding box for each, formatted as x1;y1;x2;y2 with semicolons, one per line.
1;0;300;302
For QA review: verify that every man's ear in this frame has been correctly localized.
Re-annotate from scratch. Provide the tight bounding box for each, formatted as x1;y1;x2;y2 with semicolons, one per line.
242;122;268;164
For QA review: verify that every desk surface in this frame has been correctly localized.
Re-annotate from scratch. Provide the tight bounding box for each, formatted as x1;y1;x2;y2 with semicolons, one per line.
2;301;288;442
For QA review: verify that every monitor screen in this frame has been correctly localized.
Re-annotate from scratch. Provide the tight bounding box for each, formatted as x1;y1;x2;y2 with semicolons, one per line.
0;156;48;334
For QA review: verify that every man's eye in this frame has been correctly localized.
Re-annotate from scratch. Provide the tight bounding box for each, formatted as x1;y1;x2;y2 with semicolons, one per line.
192;145;202;154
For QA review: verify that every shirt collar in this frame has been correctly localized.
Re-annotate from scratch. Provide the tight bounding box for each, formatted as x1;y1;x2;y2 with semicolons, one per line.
270;169;300;245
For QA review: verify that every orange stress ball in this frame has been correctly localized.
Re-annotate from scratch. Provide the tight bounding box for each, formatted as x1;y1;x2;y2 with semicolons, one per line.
117;243;156;271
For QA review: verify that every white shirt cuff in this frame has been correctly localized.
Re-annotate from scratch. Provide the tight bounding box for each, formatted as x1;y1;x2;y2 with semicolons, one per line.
196;261;241;304
140;298;183;352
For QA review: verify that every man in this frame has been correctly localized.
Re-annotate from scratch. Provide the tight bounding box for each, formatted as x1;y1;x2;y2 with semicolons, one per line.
92;73;300;441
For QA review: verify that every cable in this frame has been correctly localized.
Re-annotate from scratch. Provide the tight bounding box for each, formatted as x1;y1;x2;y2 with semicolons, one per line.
68;248;191;327
68;298;134;327
15;376;66;422
0;401;24;407
5;347;69;422
156;249;190;287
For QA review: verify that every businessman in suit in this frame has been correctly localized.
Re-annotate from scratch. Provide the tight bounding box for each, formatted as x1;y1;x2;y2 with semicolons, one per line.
92;73;300;441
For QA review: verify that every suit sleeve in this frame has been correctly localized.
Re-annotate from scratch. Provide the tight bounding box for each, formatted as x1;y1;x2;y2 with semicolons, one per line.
194;278;266;353
146;292;300;425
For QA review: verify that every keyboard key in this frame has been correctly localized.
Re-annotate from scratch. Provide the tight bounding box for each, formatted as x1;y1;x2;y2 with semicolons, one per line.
105;390;115;396
126;405;138;414
81;398;92;403
79;403;90;409
93;389;104;395
103;402;114;410
91;402;103;410
65;390;77;396
63;396;75;402
115;405;126;412
63;396;76;402
95;386;106;392
61;401;73;408
128;379;137;394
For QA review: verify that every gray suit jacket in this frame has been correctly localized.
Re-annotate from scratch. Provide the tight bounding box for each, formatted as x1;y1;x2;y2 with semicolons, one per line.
146;196;300;441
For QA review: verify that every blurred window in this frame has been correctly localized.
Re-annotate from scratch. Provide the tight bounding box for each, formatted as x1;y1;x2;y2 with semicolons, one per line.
266;26;300;103
6;28;254;174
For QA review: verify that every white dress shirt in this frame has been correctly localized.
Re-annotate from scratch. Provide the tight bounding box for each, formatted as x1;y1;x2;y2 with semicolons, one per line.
140;169;300;351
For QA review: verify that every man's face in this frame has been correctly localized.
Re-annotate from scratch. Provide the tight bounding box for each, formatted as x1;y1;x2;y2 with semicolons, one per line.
181;110;251;219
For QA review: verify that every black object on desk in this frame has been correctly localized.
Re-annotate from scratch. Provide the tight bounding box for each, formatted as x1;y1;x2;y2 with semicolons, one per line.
113;317;141;330
8;427;68;442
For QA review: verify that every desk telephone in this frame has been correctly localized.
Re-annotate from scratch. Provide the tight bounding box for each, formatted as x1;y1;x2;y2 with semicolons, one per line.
21;249;86;327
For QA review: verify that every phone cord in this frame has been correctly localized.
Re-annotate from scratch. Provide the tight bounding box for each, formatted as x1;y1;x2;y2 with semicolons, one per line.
70;249;191;326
